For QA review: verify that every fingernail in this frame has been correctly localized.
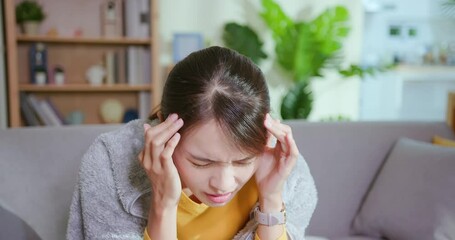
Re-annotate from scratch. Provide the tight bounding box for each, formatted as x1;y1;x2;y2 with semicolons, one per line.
175;118;183;125
167;113;178;121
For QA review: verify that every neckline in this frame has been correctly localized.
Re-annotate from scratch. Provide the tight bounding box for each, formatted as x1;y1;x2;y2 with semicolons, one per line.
179;191;209;216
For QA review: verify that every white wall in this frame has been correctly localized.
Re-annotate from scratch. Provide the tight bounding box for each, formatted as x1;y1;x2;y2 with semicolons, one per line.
158;0;364;120
0;3;8;129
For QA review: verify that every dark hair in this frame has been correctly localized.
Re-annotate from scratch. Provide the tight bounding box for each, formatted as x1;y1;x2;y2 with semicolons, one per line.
150;46;270;155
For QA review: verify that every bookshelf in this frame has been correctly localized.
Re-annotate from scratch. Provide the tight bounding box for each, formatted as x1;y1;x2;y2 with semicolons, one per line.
19;84;152;92
4;0;162;127
17;35;152;45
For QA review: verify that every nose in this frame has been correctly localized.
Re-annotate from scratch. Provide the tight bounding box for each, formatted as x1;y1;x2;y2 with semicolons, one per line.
209;165;236;194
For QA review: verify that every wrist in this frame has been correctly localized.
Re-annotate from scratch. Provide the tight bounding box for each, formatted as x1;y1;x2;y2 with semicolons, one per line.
147;206;177;240
150;204;177;219
259;195;283;213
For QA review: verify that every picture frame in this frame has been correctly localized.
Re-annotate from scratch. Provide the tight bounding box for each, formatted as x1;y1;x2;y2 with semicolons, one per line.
173;33;204;63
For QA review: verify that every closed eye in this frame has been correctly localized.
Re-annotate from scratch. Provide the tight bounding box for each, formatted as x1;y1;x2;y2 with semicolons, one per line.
233;159;255;166
188;154;255;168
190;160;213;168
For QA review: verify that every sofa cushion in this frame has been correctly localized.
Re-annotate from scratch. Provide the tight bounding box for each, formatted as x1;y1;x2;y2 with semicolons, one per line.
287;121;454;237
331;237;381;240
433;135;455;147
353;138;455;240
0;203;40;240
306;236;380;240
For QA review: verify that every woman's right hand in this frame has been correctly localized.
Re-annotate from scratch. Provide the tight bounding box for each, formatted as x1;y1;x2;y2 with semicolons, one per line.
138;113;184;210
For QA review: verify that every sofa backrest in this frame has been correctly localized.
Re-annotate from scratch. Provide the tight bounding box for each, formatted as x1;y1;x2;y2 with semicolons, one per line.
1;121;454;239
286;121;454;238
0;125;120;240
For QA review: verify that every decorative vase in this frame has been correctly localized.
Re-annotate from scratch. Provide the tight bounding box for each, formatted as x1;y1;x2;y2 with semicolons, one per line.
86;65;105;86
22;21;40;35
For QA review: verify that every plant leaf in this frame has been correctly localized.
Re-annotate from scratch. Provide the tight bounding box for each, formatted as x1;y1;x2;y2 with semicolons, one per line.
293;22;315;82
310;6;350;56
281;81;313;119
222;22;268;65
260;0;297;71
260;0;295;42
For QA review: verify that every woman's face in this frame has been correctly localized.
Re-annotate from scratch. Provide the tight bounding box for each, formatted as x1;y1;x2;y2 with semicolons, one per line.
172;119;259;207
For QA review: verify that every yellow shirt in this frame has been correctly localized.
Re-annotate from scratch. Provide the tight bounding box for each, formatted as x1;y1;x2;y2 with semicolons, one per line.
143;178;287;240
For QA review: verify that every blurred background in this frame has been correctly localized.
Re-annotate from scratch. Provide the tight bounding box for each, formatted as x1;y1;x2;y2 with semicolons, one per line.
1;0;455;128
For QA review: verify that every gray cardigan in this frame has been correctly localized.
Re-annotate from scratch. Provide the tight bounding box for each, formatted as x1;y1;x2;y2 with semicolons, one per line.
66;119;317;240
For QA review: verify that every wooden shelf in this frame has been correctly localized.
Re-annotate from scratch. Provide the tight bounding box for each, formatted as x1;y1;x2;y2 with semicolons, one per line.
4;0;162;127
19;84;152;92
17;35;151;46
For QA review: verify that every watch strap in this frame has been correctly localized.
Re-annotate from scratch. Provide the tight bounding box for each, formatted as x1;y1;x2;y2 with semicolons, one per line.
253;204;286;226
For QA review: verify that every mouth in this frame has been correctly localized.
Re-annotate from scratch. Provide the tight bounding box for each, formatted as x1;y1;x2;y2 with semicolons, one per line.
205;192;233;204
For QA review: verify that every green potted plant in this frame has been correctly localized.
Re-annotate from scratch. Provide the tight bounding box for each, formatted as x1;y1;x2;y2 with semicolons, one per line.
223;0;391;120
16;0;46;35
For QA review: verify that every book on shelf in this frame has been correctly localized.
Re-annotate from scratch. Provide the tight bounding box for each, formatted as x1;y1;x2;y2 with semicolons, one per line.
20;92;40;126
101;0;124;37
45;99;66;125
104;49;128;85
126;47;150;85
24;94;64;126
116;49;127;84
105;51;116;85
39;100;63;126
123;0;151;86
124;0;149;38
143;48;151;84
26;94;52;126
29;43;48;85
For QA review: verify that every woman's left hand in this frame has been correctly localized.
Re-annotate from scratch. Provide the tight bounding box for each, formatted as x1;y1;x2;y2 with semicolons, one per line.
255;113;299;210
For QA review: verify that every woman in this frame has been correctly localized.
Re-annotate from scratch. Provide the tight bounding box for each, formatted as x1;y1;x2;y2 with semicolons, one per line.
67;46;317;240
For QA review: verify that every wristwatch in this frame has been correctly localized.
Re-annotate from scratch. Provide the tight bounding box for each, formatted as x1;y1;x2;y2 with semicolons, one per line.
253;204;286;226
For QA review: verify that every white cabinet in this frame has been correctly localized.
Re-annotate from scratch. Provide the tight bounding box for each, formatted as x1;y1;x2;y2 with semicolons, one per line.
359;65;455;121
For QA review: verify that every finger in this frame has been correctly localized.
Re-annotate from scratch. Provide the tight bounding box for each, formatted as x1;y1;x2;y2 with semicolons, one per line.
143;113;179;141
142;123;153;169
265;114;290;139
142;124;155;171
284;133;299;171
153;117;184;146
160;133;181;171
265;114;290;153
286;132;299;158
152;118;184;162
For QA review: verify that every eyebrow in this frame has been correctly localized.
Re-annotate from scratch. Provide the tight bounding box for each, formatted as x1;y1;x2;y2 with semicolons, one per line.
189;154;254;163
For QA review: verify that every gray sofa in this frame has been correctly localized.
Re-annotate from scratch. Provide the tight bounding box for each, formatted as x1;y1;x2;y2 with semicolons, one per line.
0;121;454;240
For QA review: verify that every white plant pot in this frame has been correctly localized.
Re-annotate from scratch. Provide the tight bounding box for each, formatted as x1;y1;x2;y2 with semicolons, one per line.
22;21;40;35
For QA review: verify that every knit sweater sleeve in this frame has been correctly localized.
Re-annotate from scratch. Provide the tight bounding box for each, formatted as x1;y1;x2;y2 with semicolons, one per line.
282;155;318;239
66;135;146;240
